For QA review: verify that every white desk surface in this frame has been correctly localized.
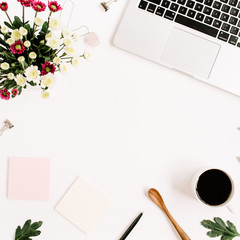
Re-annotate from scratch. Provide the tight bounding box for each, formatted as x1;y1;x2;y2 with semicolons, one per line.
1;1;240;239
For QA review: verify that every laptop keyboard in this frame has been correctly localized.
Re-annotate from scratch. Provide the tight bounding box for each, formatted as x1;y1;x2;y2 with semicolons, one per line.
138;0;240;47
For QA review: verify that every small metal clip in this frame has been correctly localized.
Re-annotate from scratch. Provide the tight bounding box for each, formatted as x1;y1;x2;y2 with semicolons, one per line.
101;0;117;11
0;119;14;136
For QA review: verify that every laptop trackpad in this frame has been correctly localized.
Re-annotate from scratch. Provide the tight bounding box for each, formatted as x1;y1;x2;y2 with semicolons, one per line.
161;28;220;79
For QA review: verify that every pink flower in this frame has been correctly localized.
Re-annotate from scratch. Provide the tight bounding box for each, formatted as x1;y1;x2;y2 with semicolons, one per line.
11;89;18;96
10;40;25;55
0;89;10;100
41;61;56;75
32;0;46;12
48;1;62;12
17;0;33;7
0;2;8;11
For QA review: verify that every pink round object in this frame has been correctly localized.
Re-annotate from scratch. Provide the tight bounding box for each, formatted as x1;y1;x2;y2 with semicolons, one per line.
85;32;99;47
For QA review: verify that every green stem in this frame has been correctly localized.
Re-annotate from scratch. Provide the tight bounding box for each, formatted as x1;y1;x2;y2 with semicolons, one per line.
46;11;52;31
55;45;64;55
5;12;13;25
22;6;25;25
32;12;38;36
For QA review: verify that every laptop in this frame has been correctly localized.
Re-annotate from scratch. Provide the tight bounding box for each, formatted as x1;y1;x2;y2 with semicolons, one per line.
113;0;240;96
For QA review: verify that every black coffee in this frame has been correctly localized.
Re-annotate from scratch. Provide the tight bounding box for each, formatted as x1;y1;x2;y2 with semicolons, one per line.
196;169;232;206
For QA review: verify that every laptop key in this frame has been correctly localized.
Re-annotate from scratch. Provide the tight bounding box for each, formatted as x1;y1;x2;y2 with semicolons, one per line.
230;26;239;34
179;5;187;14
229;16;238;24
161;0;170;7
187;9;196;17
205;16;214;24
221;22;231;31
196;12;205;20
203;6;212;14
221;4;230;12
164;9;176;19
170;3;179;11
195;3;204;11
204;0;213;6
186;0;195;8
138;0;148;9
155;6;165;15
213;19;222;27
228;35;238;44
213;1;222;9
220;0;228;3
237;42;240;47
212;9;221;18
218;30;230;41
177;0;186;4
238;20;240;27
220;13;229;21
229;0;238;6
147;3;157;12
175;14;219;37
230;7;239;15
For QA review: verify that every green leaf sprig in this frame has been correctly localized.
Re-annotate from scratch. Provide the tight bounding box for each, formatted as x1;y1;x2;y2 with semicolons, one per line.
15;219;43;240
201;217;240;240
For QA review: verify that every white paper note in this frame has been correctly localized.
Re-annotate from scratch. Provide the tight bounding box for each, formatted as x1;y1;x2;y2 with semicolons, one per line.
55;177;111;233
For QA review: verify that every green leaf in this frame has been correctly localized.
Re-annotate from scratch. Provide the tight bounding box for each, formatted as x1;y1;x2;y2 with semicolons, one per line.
14;219;43;240
201;218;240;239
41;21;48;34
12;16;22;29
4;21;14;30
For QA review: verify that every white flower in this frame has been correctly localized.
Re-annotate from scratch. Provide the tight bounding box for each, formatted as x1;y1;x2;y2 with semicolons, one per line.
72;57;80;67
41;73;54;87
53;57;61;65
46;36;61;49
7;73;14;80
24;40;31;47
11;30;21;40
19;27;27;36
34;17;44;27
45;32;52;40
72;33;79;42
15;74;26;86
25;65;40;83
50;18;60;30
64;46;77;56
40;40;45;45
6;38;15;45
63;37;73;46
84;51;91;59
62;28;71;37
29;52;37;59
18;56;25;63
1;26;8;34
1;62;9;70
41;91;50;99
60;63;68;73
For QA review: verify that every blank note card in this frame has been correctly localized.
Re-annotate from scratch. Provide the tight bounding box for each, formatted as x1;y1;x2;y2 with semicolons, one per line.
55;177;111;233
8;157;50;200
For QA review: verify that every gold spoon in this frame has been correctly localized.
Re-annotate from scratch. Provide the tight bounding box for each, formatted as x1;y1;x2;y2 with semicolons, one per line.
148;188;191;240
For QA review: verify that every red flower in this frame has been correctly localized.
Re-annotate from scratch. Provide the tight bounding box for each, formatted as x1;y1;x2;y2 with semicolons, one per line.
48;1;62;12
17;0;33;7
41;61;56;75
32;0;46;12
11;88;18;96
10;40;25;55
0;89;10;100
0;2;8;11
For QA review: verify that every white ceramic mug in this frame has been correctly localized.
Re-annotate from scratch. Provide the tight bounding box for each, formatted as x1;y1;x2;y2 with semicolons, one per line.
192;167;235;211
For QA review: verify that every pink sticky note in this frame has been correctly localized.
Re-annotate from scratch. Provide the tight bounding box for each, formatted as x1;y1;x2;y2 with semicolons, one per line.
8;157;50;200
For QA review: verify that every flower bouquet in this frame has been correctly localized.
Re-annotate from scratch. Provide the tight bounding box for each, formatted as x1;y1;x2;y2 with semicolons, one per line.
0;0;96;100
